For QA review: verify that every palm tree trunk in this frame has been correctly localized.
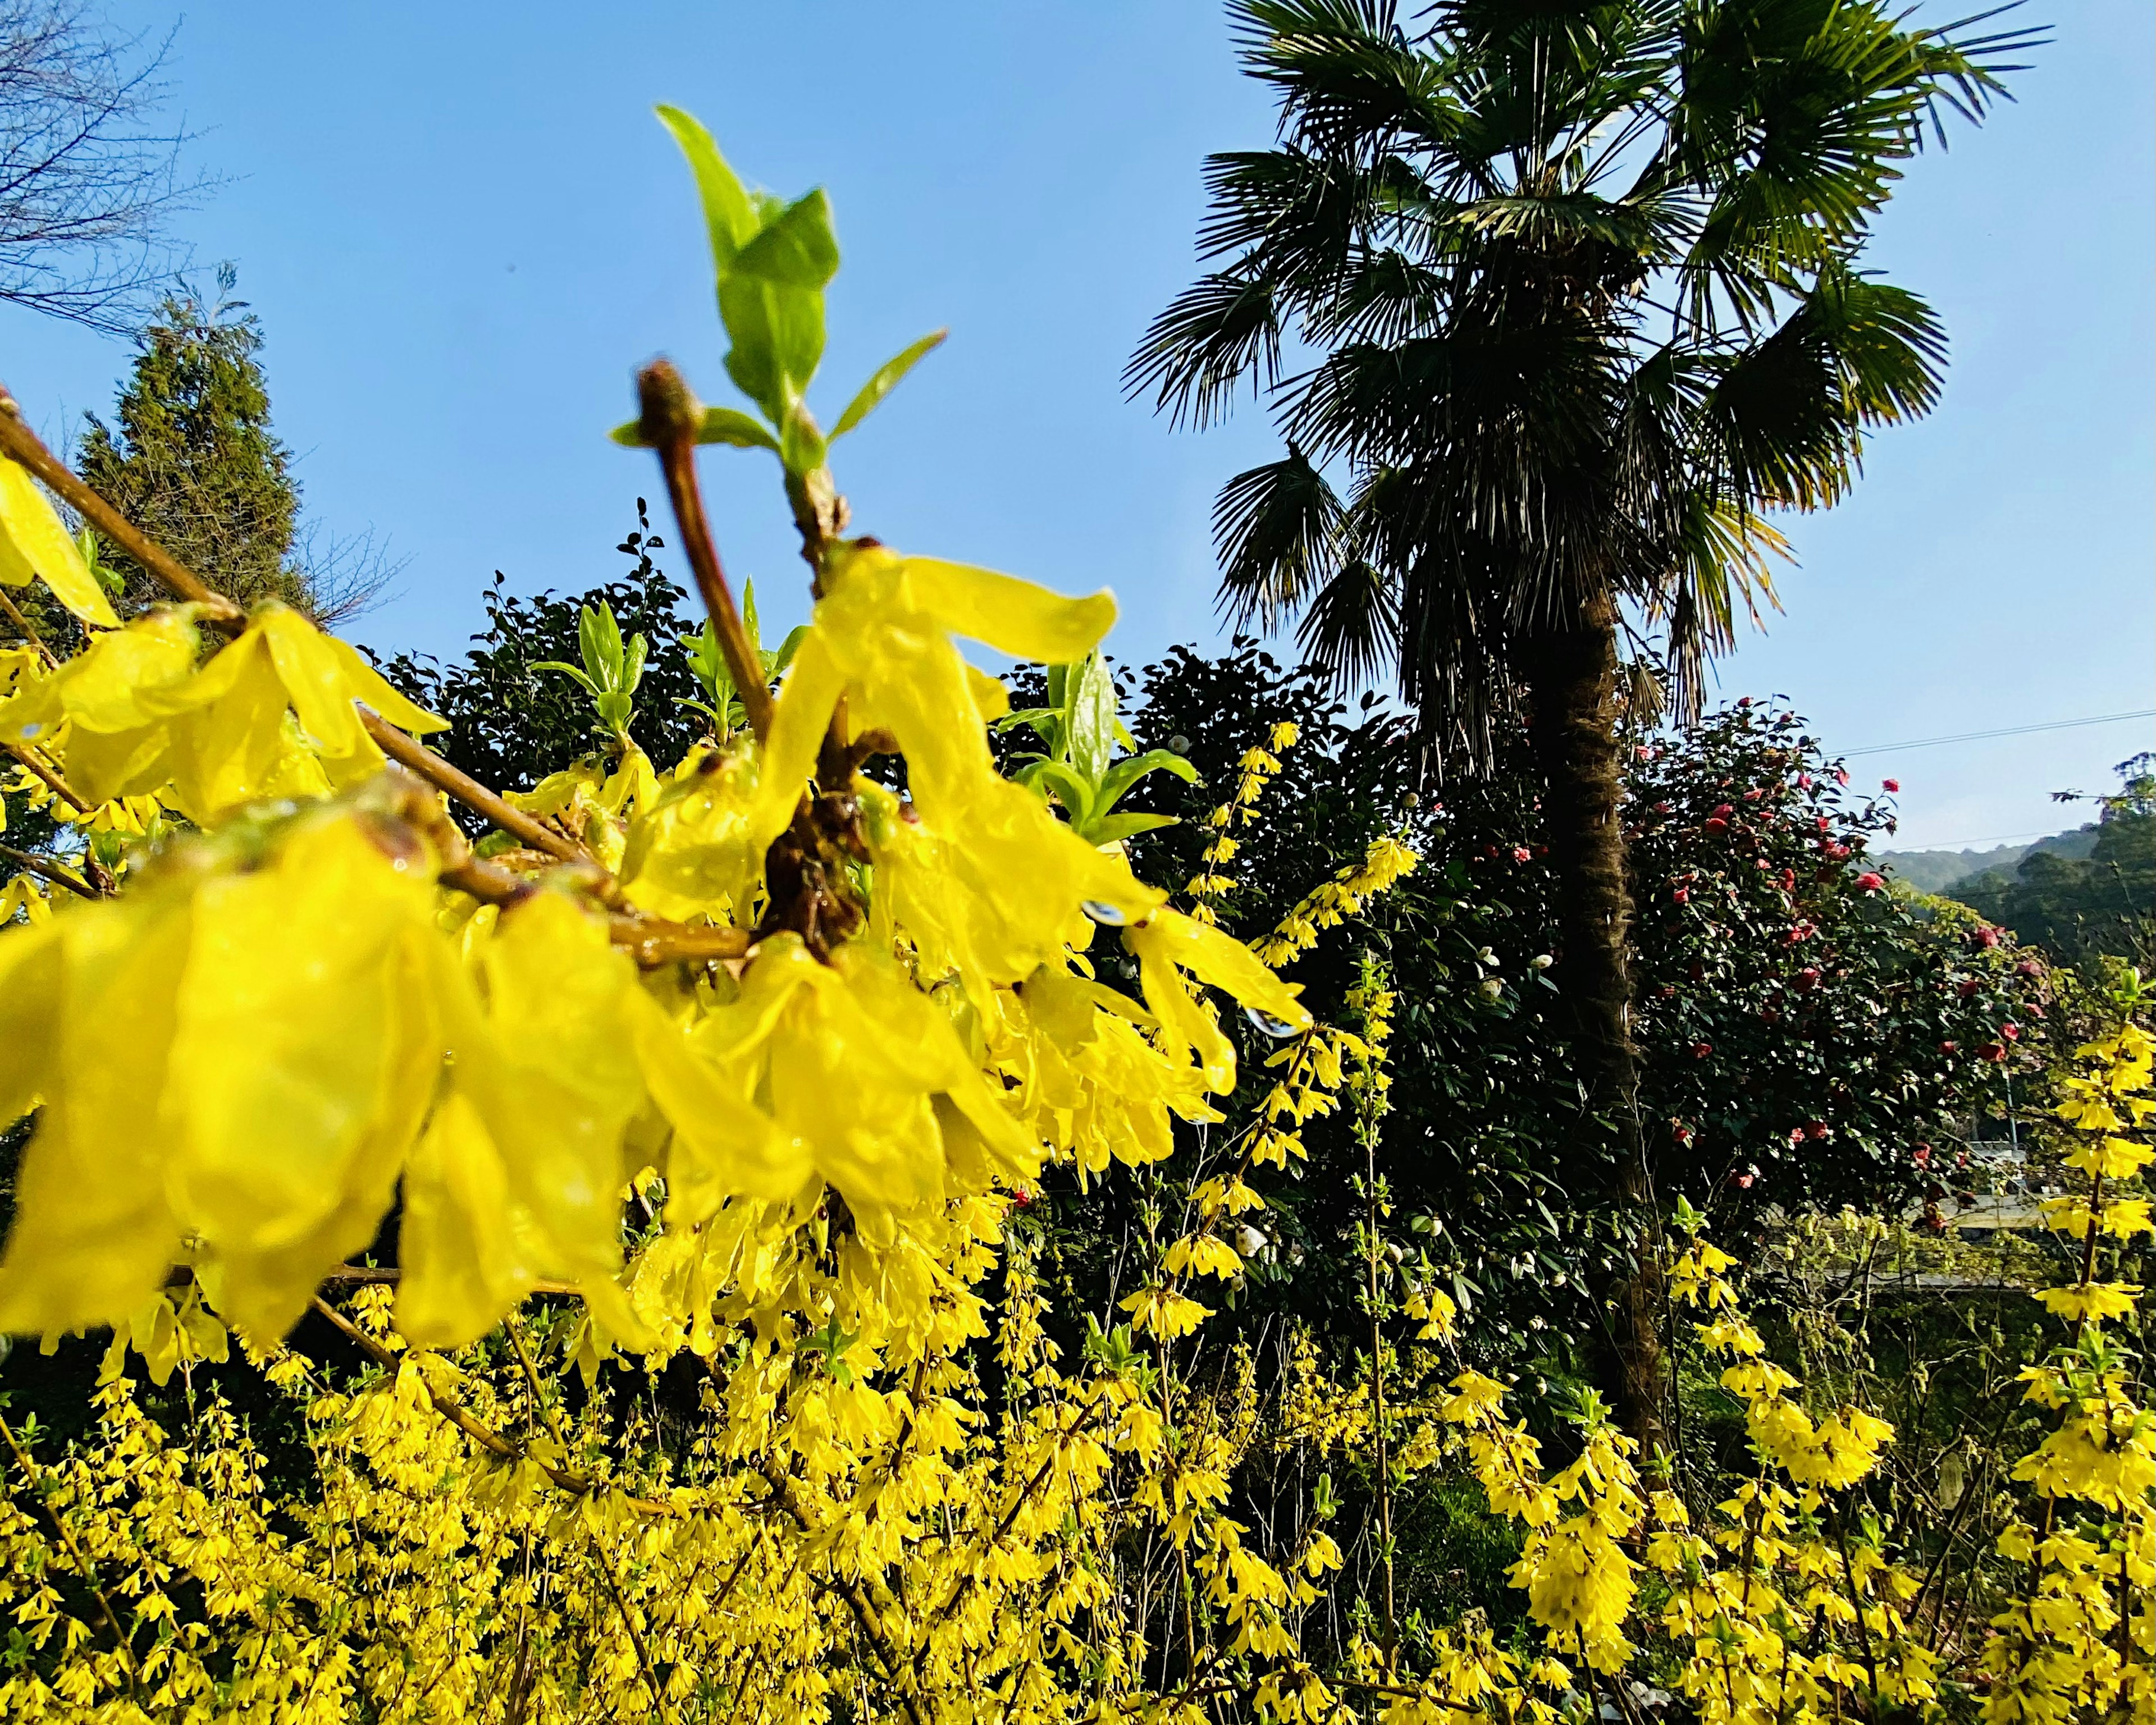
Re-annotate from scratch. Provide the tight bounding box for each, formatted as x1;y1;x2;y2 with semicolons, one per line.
1514;593;1666;1454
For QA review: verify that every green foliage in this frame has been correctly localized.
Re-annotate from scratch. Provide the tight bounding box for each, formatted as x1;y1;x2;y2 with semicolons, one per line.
611;109;944;485
680;582;805;739
1133;0;2035;736
1013;647;2048;1371
531;602;650;747
374;500;707;802
1955;755;2156;970
999;652;1197;844
74;280;309;617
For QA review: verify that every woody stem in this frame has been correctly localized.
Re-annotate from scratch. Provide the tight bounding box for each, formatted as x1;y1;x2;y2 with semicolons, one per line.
636;362;770;742
0;389;244;630
0;585;56;665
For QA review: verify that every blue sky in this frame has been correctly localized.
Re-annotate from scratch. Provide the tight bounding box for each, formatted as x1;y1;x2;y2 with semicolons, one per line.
4;2;2149;852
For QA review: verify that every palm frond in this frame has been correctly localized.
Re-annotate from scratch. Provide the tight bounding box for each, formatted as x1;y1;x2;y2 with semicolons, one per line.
1213;449;1347;630
1296;551;1399;688
1123;268;1282;429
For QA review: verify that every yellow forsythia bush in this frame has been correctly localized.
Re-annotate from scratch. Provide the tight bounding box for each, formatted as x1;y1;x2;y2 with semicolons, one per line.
0;109;2145;1723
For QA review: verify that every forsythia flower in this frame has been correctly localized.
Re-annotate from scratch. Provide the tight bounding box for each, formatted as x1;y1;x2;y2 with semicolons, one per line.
0;455;118;626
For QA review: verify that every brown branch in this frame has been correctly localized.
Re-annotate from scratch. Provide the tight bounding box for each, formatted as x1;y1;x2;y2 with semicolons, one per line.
0;1409;140;1689
5;736;88;812
755;1458;927;1725
0;839;97;899
317;1262;582;1298
363;711;586;863
0;388;244;630
636;362;771;742
0;584;57;665
307;1294;676;1517
609;914;750;969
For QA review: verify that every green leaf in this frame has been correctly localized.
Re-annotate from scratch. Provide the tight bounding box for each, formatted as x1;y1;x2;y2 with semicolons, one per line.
831;330;948;439
719;273;825;424
609;419;654;447
1029;759;1098;830
1089;811;1180;844
730;189;839;290
1099;748;1200;811
769;624;809;677
531;660;600;698
622;632;648;696
1067;654;1117;786
696;408;782;453
655;106;757;274
718;191;839;422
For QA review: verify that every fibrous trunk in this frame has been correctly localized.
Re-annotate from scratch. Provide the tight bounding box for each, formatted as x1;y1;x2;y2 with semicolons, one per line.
1515;593;1666;1453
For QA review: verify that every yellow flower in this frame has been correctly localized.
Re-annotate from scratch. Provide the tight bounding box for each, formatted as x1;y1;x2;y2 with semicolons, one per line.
1120;1286;1212;1338
0;802;449;1339
2035;1282;2141;1324
0;603;445;817
1125;907;1312;1093
0;456;117;626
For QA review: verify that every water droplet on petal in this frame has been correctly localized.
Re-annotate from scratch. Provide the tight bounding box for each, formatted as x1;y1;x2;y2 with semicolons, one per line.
1082;900;1127;926
1246;1006;1302;1039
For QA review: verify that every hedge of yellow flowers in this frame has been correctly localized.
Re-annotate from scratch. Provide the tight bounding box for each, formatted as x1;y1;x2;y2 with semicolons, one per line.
0;111;2147;1723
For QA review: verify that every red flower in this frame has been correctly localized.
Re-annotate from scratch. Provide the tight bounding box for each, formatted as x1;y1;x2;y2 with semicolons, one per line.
1798;772;1813;788
1972;926;2000;949
1712;803;1734;818
1689;1041;1714;1059
1795;967;1821;990
1511;845;1532;862
1816;816;1832;832
1672;1123;1693;1145
1804;1121;1828;1141
1913;1145;1931;1165
1958;977;1981;998
1882;778;1899;793
1834;767;1849;785
1672;886;1691;904
1734;1172;1755;1189
1010;1187;1033;1208
1979;1041;2007;1063
1704;817;1729;834
1778;868;1796;893
1939;1041;1958;1055
1855;871;1885;892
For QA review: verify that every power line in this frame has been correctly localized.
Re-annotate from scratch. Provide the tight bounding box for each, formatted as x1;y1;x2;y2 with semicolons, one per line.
1846;709;2155;758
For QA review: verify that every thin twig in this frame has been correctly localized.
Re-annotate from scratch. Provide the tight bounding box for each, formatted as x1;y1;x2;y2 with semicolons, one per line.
0;839;97;898
0;1409;140;1690
316;1262;582;1298
636;362;771;742
0;584;57;665
0;389;245;630
5;737;88;811
363;711;586;863
307;1294;675;1516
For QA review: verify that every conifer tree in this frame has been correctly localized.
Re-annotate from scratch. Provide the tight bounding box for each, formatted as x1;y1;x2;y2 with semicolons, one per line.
71;271;389;623
75;273;302;614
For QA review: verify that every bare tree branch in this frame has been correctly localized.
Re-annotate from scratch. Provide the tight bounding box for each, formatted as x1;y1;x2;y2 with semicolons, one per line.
0;3;214;333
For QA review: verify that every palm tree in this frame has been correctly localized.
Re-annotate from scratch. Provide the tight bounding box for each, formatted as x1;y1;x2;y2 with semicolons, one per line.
1131;0;2035;1443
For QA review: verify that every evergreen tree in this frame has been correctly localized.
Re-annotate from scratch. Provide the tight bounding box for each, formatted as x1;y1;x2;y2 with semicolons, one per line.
75;272;335;618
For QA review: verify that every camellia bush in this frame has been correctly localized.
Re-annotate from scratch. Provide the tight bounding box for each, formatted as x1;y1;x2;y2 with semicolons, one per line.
0;112;2145;1725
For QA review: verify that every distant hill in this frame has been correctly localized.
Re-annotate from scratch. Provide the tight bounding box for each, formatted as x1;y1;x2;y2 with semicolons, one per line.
1877;826;2099;894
